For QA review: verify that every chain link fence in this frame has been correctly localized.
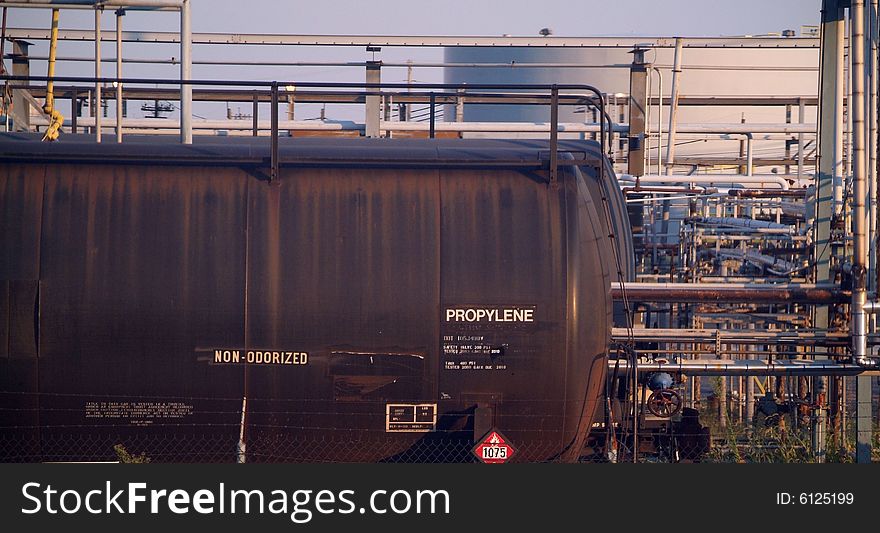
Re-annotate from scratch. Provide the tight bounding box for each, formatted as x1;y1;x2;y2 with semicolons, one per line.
1;391;877;463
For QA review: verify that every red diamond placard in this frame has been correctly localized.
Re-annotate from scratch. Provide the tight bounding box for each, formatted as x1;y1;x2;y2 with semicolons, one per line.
473;430;517;464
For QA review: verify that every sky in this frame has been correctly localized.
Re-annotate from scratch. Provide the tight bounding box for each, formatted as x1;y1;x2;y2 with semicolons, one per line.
10;0;821;37
4;0;822;121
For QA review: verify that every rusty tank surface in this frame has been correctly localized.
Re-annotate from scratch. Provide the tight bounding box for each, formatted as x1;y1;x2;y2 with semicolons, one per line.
0;135;631;463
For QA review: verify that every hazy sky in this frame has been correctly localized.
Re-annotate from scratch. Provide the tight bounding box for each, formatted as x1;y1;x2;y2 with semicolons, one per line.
6;0;822;120
11;0;821;37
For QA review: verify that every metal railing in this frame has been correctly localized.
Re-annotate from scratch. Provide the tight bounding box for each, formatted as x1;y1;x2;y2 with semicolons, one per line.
1;74;612;184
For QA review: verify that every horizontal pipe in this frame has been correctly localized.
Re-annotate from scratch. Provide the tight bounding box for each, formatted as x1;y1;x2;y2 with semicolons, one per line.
686;216;794;230
65;117;619;133
50;117;816;137
48;117;362;130
622;174;791;190
727;189;807;198
381;121;627;132
607;359;869;376
612;282;849;304
0;28;820;48
611;327;852;345
1;54;822;71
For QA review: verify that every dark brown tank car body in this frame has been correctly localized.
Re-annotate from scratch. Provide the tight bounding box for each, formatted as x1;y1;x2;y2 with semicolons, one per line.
0;136;631;462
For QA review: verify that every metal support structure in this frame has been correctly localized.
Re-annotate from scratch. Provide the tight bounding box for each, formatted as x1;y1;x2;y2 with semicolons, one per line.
814;0;847;462
454;87;465;123
627;46;647;177
94;6;101;142
115;8;123;143
365;60;381;138
180;0;191;144
11;40;31;132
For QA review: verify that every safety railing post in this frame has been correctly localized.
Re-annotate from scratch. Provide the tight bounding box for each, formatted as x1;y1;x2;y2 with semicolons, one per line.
270;82;279;182
550;85;559;186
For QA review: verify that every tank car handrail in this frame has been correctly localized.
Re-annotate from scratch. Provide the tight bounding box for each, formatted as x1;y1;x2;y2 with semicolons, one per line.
1;74;610;182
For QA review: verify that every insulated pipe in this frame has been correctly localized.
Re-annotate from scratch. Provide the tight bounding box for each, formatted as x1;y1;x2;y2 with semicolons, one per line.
798;98;805;180
869;0;879;294
743;133;753;176
611;282;849;304
621;174;790;190
853;0;870;365
94;6;101;142
179;0;191;144
664;37;683;176
652;66;663;175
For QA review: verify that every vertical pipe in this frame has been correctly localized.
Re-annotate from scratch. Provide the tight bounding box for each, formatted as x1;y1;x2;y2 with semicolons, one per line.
94;7;101;143
655;67;663;175
856;0;879;463
853;0;870;366
115;9;123;143
868;0;878;293
180;0;192;144
644;67;652;172
745;134;753;176
659;39;682;277
664;37;684;176
745;326;755;426
785;104;793;175
798;97;805;181
41;8;63;142
43;9;58;115
627;47;647;177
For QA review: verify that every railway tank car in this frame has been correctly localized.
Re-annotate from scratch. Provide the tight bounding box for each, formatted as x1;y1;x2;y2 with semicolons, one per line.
0;136;632;463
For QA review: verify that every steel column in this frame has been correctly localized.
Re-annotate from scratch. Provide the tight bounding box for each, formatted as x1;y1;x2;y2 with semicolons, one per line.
180;0;192;144
115;8;123;143
365;60;381;138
